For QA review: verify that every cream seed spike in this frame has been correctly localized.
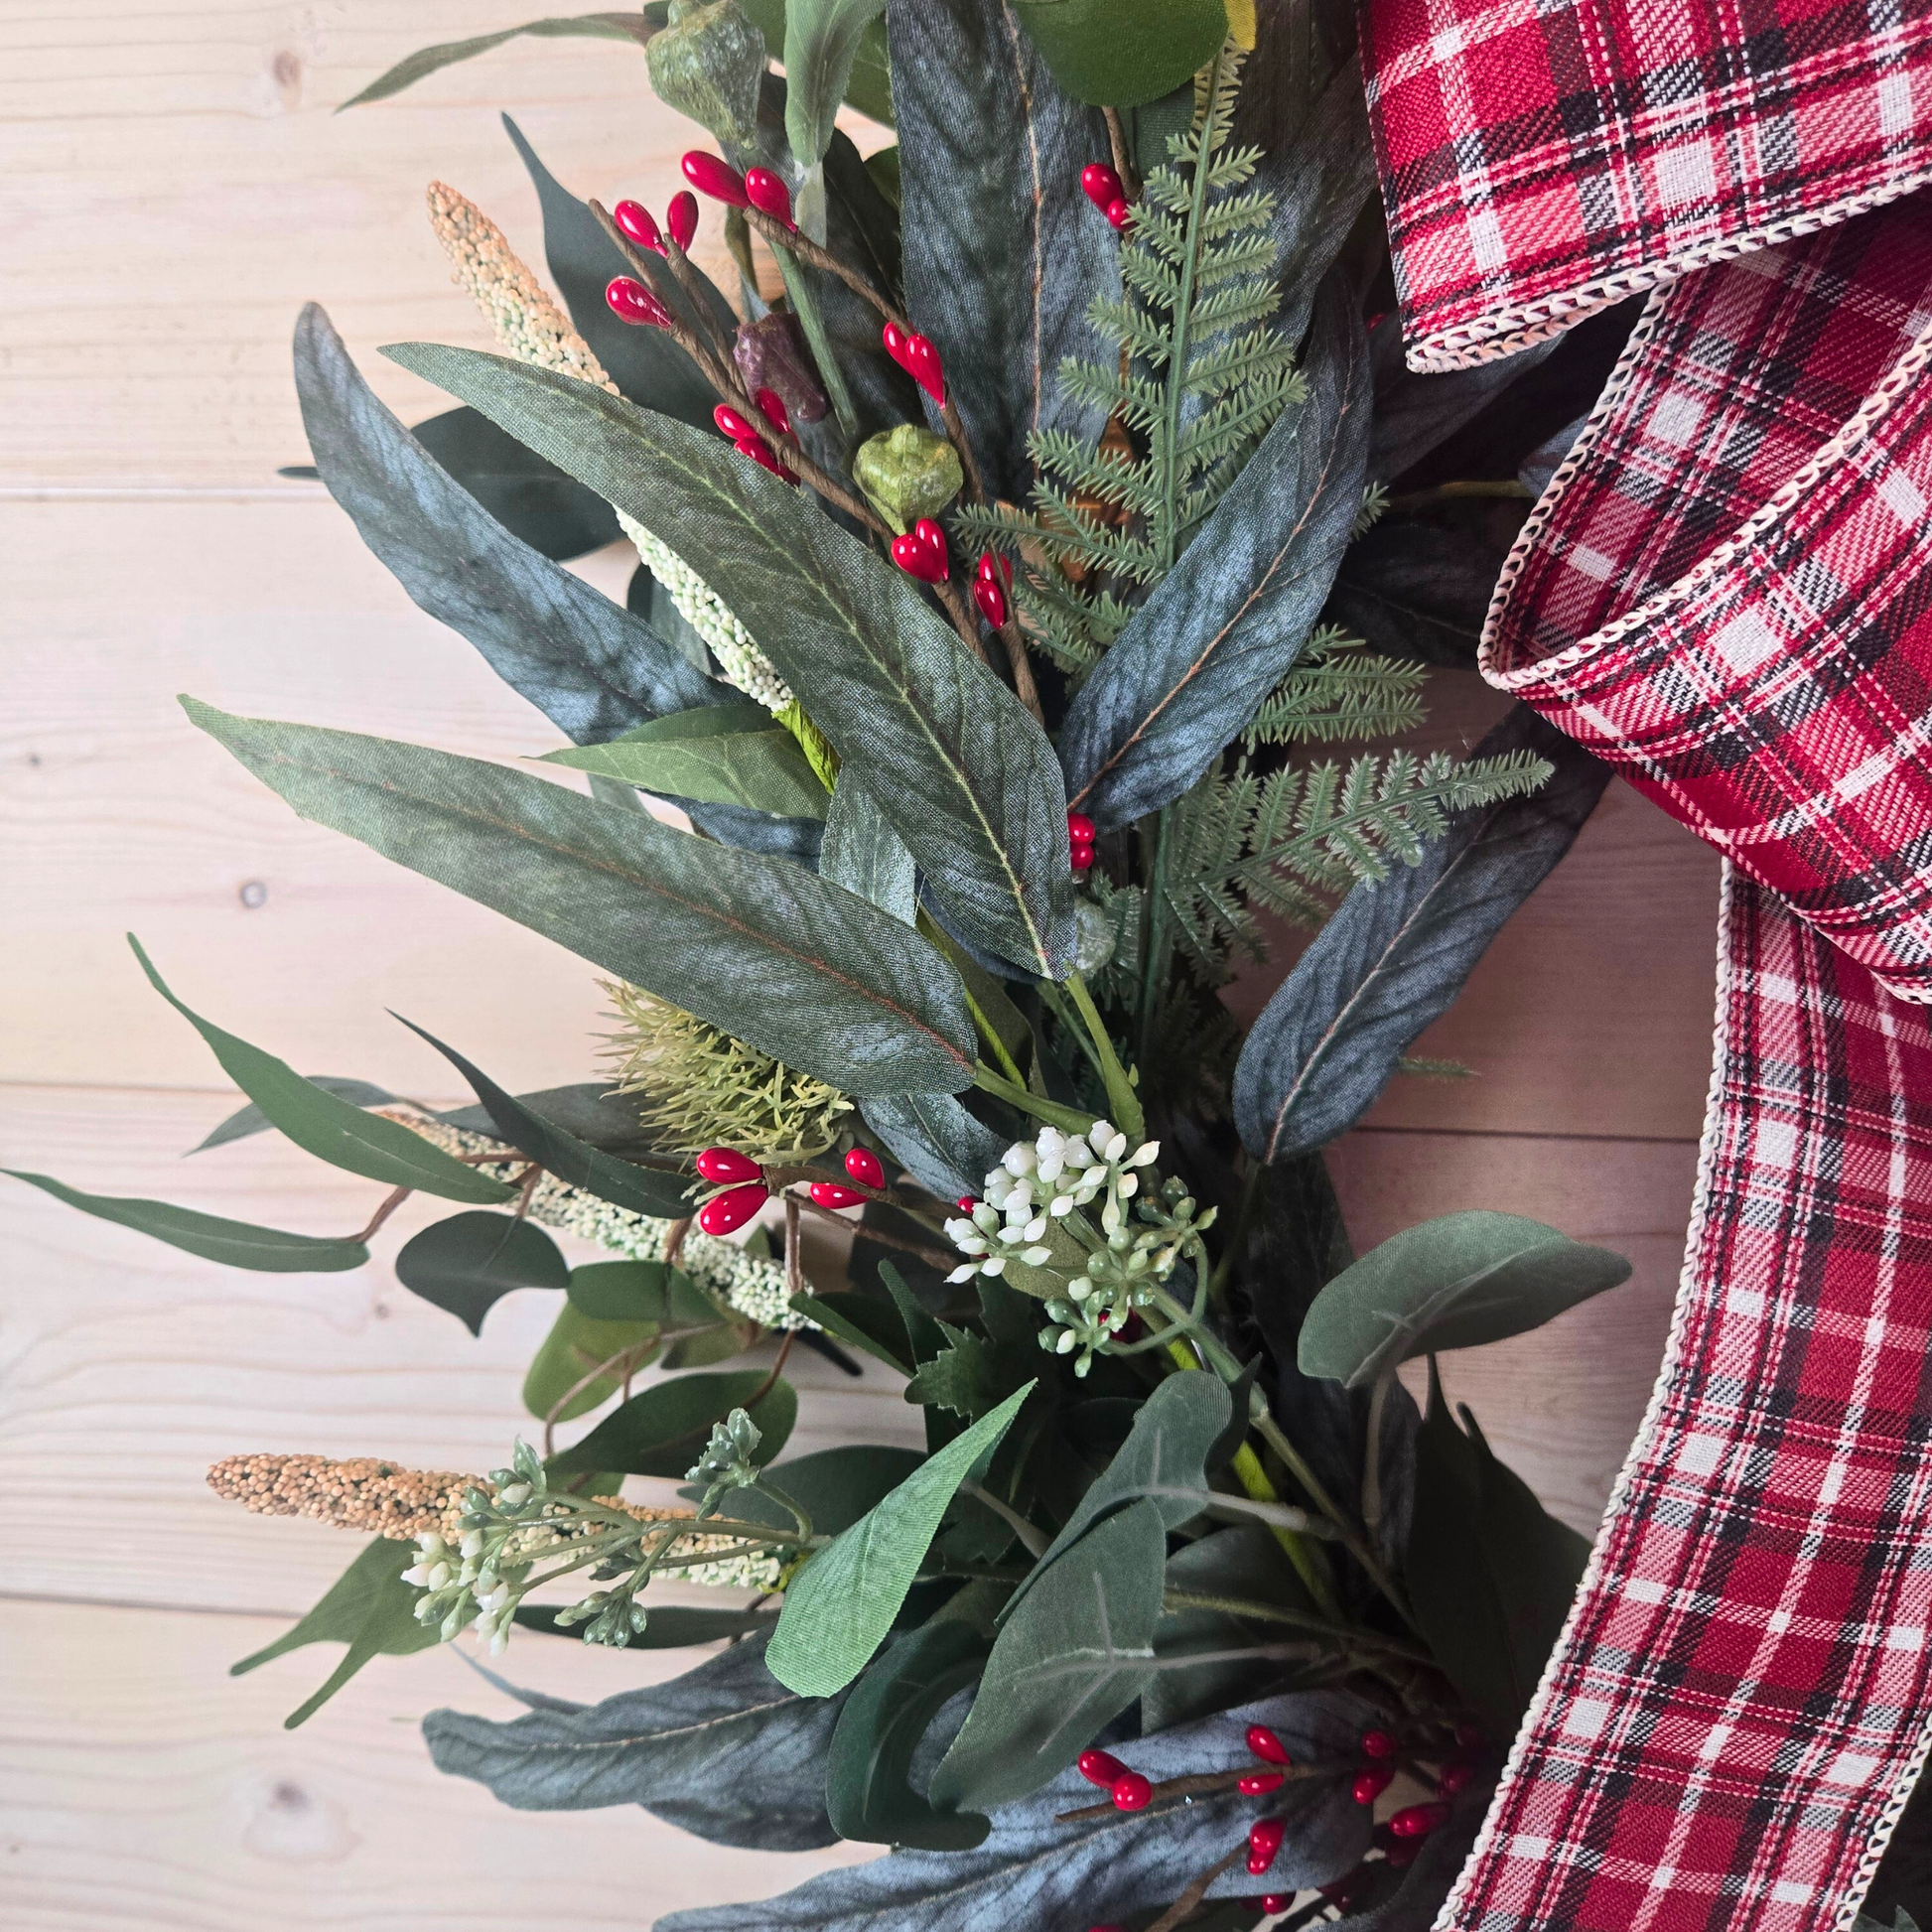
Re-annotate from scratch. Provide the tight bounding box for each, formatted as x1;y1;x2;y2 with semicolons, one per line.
422;181;790;711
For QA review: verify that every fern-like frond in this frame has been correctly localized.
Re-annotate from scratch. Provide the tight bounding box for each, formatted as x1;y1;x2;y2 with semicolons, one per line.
1243;630;1429;747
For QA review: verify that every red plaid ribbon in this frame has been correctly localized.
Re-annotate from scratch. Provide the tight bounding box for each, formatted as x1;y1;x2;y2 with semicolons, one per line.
1356;6;1932;1924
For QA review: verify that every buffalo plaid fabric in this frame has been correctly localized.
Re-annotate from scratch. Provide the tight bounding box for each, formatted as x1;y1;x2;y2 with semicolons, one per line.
1433;190;1932;1932
1360;0;1932;368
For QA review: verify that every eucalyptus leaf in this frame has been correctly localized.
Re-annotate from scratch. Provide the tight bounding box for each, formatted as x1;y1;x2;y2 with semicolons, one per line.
393;1020;700;1220
858;1091;1008;1204
888;0;1113;503
1006;0;1226;106
724;1445;927;1537
393;1212;571;1334
1059;279;1372;829
1232;711;1604;1163
541;706;830;819
128;935;508;1203
190;1078;398;1155
185;701;976;1098
523;1302;661;1422
512;1601;777;1644
821;775;916;923
1299;1211;1630;1389
230;1536;437;1727
1406;1366;1589;1734
828;1619;992;1849
4;1171;368;1274
425;1631;847;1846
766;1382;1034;1696
784;0;887;167
337;14;657;109
657;1689;1373;1931
787;1291;916;1375
294;305;715;746
438;1082;661;1160
567;1259;718;1325
549;1368;795;1476
929;1497;1167;1810
379;346;1077;978
409;404;620;559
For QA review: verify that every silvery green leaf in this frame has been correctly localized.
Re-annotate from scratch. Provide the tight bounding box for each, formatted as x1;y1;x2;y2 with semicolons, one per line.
1232;710;1602;1164
191;1077;398;1154
423;1631;846;1848
655;1689;1374;1931
784;0;888;168
858;1091;1007;1203
380;346;1078;977
337;15;656;109
295;306;717;744
888;0;1114;503
184;701;976;1098
541;707;831;821
821;775;915;922
1059;280;1372;830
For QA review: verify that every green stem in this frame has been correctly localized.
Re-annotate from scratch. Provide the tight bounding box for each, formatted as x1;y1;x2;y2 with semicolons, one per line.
962;987;1026;1088
1137;804;1173;1073
1064;970;1143;1140
971;1062;1096;1135
1036;982;1110;1086
1205;1158;1264;1302
772;248;859;447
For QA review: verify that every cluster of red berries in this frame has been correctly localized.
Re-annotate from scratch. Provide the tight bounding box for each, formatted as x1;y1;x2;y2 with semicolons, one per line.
680;150;796;228
691;1145;886;1235
1068;809;1097;872
711;398;795;481
880;320;946;405
1080;162;1133;229
973;551;1011;627
890;518;949;583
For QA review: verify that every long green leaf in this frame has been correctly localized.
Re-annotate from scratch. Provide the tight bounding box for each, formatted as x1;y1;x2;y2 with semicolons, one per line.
5;1171;368;1273
742;0;894;125
820;774;915;920
379;346;1077;978
183;700;975;1098
338;15;657;110
129;935;508;1203
784;0;888;167
549;1370;796;1476
767;1382;1035;1696
541;707;830;820
394;1211;571;1335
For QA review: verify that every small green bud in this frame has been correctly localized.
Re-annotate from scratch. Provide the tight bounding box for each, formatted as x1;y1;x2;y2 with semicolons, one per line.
852;425;964;532
646;0;766;150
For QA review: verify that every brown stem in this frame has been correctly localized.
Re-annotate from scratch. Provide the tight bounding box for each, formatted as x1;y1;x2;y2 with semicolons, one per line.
1102;105;1140;201
349;1183;414;1245
663;1215;693;1271
509;1163;543;1223
788;1189;958;1270
1146;1845;1246;1932
544;1339;655;1459
784;1193;803;1302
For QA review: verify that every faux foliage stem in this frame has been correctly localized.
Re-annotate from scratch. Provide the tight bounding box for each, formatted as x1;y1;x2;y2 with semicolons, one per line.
971;1062;1096;1134
1065;969;1143;1140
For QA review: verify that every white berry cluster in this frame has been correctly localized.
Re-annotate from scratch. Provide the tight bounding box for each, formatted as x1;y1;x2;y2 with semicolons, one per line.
621;517;793;714
943;1122;1215;1375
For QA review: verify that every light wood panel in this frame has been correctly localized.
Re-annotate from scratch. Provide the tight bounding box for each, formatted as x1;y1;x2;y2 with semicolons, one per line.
0;1596;876;1932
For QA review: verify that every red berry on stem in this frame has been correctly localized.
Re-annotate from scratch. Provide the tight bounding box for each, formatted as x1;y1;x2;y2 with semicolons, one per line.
975;550;1012;588
667;191;699;250
1246;1724;1290;1766
613;200;663;251
1067;811;1096;843
1260;1897;1292;1916
881;320;909;367
809;1180;866;1209
698;1181;766;1236
1105;198;1131;230
681;150;749;207
1384;1840;1421;1868
956;1195;977;1213
891;531;945;583
755;386;791;436
844;1147;886;1189
1109;1771;1152;1812
1077;1748;1126;1787
1452;1721;1485;1748
1360;1728;1398;1761
1080;162;1125;210
973;576;1008;628
713;403;757;440
695;1148;762;1183
734;435;791;481
743;166;795;228
1070;843;1095;872
901;333;946;404
1352;1763;1394;1805
1388;1801;1450;1840
1247;1818;1286;1875
606;277;670;328
1238;1770;1285;1796
1437;1757;1475;1796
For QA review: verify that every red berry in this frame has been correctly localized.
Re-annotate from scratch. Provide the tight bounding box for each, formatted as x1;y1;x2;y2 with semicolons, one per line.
891;529;947;583
1246;1725;1290;1766
695;1148;762;1183
1067;811;1096;843
734;435;791;481
1388;1801;1449;1839
844;1147;886;1189
809;1180;866;1209
1452;1721;1485;1748
1320;1874;1365;1906
667;191;698;250
900;333;945;404
957;1196;977;1213
882;319;909;367
1437;1757;1475;1796
1080;162;1125;210
681;150;749;207
1077;1748;1126;1787
613;200;663;251
1104;198;1131;230
1352;1763;1394;1805
606;277;670;328
975;550;1013;588
1109;1771;1152;1811
754;386;791;437
698;1180;765;1235
1260;1898;1292;1916
1360;1728;1398;1761
1247;1818;1286;1875
1238;1770;1285;1796
743;166;795;228
713;403;757;440
1070;842;1095;873
973;576;1009;627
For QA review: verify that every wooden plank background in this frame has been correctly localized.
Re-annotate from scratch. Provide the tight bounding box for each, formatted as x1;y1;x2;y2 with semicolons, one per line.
0;6;1723;1925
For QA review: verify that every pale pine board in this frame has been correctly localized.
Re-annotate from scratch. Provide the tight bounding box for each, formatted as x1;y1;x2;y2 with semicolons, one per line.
0;1596;877;1932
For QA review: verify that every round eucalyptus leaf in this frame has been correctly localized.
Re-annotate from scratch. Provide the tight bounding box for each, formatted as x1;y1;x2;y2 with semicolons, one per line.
394;1210;569;1336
